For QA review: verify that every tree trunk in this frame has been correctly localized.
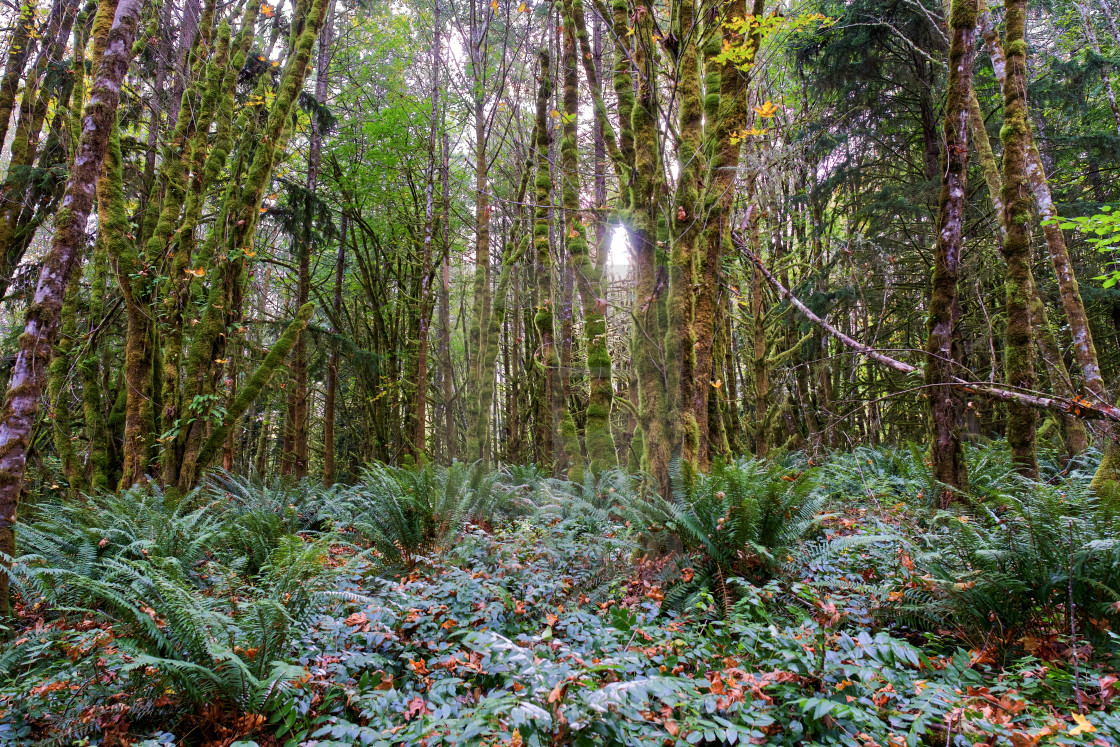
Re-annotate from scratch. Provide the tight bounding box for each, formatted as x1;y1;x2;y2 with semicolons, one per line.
666;0;702;481
324;211;346;483
1072;0;1120;138
532;50;558;470
627;4;670;493
410;0;441;463
999;0;1039;478
925;0;977;504
283;0;334;478
0;0;143;618
561;0;614;478
693;0;763;470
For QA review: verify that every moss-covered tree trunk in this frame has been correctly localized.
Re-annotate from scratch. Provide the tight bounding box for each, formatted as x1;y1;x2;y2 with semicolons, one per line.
627;2;671;494
560;0;614;478
531;51;558;470
0;0;82;299
0;1;38;167
970;15;1089;461
173;0;331;491
749;215;769;458
283;0;335;478
0;0;143;618
47;268;84;494
691;0;762;471
999;0;1038;478
925;0;977;504
666;0;703;482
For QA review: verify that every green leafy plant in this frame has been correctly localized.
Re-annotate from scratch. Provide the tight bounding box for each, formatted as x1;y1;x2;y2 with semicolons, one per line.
635;458;827;617
1043;206;1120;287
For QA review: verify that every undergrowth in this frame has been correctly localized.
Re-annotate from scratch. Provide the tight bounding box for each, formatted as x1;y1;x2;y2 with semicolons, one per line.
0;444;1117;746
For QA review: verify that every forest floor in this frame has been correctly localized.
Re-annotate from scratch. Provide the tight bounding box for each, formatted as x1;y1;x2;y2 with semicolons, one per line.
1;445;1119;746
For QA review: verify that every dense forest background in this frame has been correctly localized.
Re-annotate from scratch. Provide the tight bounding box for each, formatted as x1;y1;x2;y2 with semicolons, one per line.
0;0;1117;504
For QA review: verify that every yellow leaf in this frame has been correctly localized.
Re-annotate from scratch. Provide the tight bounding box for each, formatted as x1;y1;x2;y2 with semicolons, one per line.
753;100;779;118
711;379;722;389
489;0;498;10
518;2;528;11
214;358;229;364
243;250;257;258
550;109;560;118
1069;713;1096;735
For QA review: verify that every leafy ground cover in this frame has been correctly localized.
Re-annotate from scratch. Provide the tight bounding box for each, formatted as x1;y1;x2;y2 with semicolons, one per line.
1;445;1118;746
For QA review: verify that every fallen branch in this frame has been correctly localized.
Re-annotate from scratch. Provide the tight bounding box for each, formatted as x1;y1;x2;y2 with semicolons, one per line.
736;235;1120;424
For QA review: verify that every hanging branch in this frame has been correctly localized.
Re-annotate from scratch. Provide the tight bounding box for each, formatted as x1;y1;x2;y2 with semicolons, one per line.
735;235;1120;424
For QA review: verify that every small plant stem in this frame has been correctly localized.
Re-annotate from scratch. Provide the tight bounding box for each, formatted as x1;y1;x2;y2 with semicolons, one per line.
1068;518;1085;714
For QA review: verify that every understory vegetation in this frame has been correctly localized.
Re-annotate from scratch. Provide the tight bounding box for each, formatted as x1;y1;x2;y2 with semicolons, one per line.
2;443;1118;746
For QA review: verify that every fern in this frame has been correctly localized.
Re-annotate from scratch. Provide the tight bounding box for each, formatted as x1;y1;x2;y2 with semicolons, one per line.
633;458;827;617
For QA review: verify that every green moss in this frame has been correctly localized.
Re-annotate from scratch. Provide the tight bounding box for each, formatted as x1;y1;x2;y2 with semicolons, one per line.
194;303;315;475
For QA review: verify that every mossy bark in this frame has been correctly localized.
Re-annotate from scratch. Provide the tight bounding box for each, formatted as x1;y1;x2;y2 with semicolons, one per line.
532;51;558;470
975;10;1097;464
1090;439;1120;505
561;0;614;477
0;0;143;618
0;0;82;298
924;0;976;504
79;237;112;492
999;0;1038;478
465;9;493;464
160;3;259;485
472;124;535;469
626;3;670;494
571;0;622;179
48;267;84;495
283;1;334;478
98;120;155;487
982;7;1112;482
174;0;331;491
693;0;762;470
1028;279;1089;456
749;218;769;458
0;2;38;163
666;0;703;483
194;304;316;474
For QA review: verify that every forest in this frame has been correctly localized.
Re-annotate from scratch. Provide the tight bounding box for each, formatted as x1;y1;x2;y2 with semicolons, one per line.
0;0;1118;742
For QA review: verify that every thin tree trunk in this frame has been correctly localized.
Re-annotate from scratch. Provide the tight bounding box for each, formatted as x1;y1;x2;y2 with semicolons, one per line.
967;73;1090;458
532;50;558;470
324;211;346;483
439;132;455;462
283;0;334;478
627;5;670;493
411;0;442;463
